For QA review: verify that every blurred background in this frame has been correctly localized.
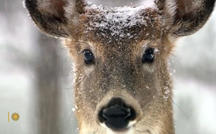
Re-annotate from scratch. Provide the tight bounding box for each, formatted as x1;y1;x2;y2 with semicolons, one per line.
0;0;215;134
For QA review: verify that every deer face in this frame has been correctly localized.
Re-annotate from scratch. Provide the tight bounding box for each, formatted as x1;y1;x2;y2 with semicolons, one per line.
67;38;174;133
25;0;215;134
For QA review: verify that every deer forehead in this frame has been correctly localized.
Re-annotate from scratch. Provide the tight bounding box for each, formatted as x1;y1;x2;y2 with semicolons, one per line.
73;5;167;44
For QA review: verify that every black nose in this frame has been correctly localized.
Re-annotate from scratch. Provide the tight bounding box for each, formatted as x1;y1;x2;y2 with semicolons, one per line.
98;98;136;131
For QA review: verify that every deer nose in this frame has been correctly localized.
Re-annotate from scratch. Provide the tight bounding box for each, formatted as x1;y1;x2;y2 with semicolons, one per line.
98;98;136;131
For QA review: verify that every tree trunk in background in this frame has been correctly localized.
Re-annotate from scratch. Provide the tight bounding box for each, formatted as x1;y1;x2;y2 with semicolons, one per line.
35;33;62;134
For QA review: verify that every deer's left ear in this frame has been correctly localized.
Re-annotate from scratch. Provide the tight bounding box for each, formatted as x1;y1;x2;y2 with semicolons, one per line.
165;0;215;37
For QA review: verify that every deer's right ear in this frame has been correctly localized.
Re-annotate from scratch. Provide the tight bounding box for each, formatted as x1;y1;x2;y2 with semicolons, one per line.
25;0;77;37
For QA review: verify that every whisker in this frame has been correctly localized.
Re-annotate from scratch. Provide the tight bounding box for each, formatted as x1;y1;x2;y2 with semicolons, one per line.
170;97;192;119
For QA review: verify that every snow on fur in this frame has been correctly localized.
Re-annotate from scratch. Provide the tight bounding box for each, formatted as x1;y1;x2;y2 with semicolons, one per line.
85;0;159;39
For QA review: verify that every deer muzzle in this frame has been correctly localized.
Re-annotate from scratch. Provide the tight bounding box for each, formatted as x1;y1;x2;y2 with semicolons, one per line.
98;98;137;131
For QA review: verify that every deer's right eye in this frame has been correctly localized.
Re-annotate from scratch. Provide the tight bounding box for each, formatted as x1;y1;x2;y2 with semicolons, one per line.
82;49;95;65
142;48;155;64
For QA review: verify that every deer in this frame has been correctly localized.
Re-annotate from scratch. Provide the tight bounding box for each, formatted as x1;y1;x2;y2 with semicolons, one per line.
25;0;215;134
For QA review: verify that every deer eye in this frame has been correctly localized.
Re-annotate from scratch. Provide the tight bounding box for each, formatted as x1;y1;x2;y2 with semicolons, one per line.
82;49;95;65
142;48;155;64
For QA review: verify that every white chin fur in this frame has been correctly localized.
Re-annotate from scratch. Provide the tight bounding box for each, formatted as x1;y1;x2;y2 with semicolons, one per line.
106;128;134;134
100;120;137;134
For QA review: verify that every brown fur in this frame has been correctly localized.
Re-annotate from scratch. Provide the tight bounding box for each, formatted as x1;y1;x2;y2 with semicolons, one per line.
64;35;175;134
25;0;215;134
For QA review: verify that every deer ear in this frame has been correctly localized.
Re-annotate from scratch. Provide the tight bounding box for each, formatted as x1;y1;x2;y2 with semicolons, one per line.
25;0;74;37
167;0;215;37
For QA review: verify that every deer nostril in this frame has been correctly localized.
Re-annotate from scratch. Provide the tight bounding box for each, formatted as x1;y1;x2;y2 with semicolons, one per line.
98;98;136;131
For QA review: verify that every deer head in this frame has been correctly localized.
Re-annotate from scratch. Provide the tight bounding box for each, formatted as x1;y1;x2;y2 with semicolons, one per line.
25;0;215;134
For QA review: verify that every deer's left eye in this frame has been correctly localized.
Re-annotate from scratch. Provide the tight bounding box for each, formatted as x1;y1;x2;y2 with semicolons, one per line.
142;48;155;64
82;49;95;65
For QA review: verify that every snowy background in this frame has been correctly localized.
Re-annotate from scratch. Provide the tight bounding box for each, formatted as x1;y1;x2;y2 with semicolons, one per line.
0;0;216;134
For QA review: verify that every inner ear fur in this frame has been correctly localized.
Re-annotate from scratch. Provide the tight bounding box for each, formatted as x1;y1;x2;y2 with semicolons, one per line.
25;0;71;37
167;0;215;37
